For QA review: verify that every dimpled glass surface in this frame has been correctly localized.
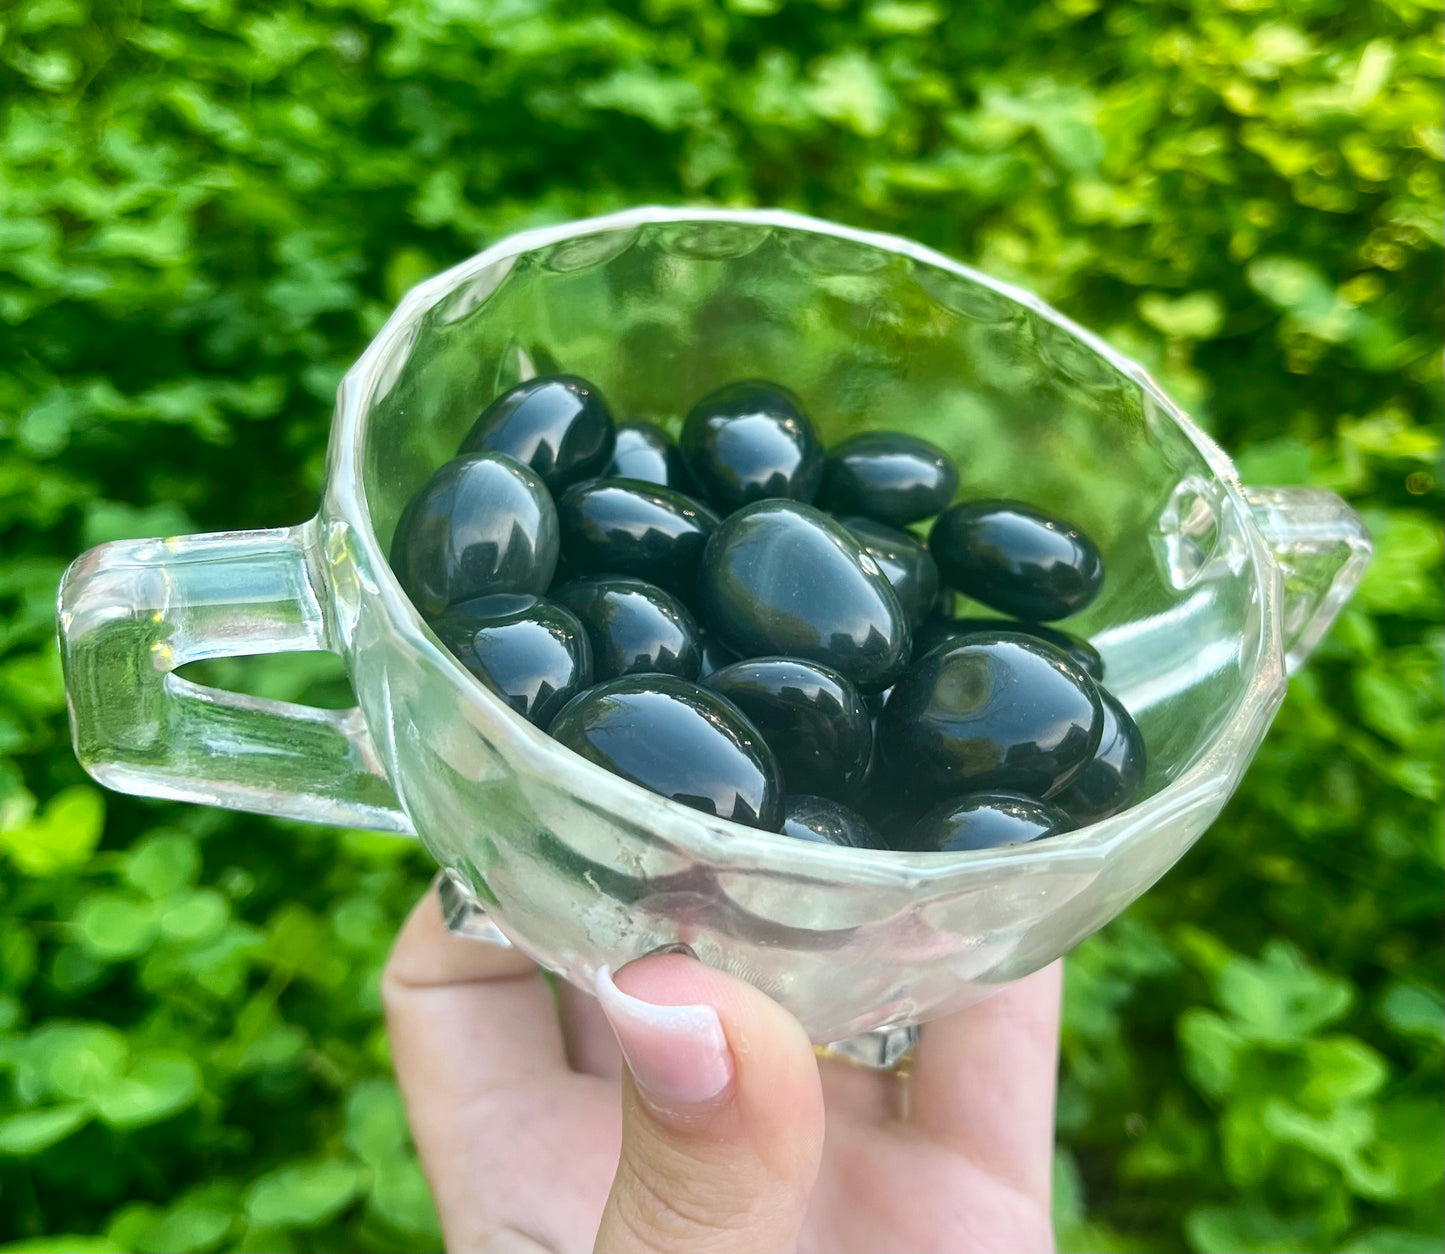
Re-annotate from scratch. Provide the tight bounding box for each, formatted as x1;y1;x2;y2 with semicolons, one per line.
297;210;1362;1041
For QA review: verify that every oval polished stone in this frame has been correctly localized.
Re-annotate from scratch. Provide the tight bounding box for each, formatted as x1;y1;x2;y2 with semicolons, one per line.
841;515;941;629
902;791;1075;853
552;575;701;682
930;499;1105;622
459;374;615;492
391;452;559;618
696;500;911;693
430;593;592;727
705;657;872;798
548;676;784;830
680;380;824;512
557;478;721;596
781;795;879;849
608;421;694;491
912;616;1104;680
878;632;1104;802
1057;689;1147;823
821;432;958;527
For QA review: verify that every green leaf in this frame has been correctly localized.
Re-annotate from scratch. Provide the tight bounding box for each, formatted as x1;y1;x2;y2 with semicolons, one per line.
159;890;230;944
135;1201;235;1254
0;1240;122;1254
74;892;162;962
1178;1009;1246;1101
1138;292;1225;340
1379;982;1444;1044
344;1078;409;1169
93;1054;202;1128
806;51;896;138
123;832;202;899
1213;941;1352;1043
368;1157;441;1239
1298;1037;1390;1107
0;1104;92;1155
244;1159;365;1229
0;786;105;876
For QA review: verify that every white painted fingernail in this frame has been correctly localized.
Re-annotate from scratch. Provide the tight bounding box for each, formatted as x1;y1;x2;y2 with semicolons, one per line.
595;966;733;1108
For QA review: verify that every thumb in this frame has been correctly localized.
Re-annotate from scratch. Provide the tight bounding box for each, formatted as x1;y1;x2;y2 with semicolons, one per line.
592;953;825;1254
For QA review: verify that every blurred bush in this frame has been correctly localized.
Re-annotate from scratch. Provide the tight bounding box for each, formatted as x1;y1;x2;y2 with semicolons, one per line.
0;0;1439;1250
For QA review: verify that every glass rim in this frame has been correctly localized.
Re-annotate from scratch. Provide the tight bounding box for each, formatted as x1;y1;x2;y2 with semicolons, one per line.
324;205;1288;882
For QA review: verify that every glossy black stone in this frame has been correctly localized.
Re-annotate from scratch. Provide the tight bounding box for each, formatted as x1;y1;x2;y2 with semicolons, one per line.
841;515;941;629
391;453;559;618
557;478;721;596
929;499;1105;622
697;631;741;679
430;594;591;727
901;791;1075;853
912;616;1104;680
552;576;701;682
680;380;824;512
704;657;872;799
459;374;615;492
696;500;911;693
608;421;694;491
1057;689;1147;823
548;676;784;830
781;795;880;849
878;632;1104;802
821;432;958;527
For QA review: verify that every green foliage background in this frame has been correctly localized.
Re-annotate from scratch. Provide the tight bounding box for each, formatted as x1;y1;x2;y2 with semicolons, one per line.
1;0;1441;1250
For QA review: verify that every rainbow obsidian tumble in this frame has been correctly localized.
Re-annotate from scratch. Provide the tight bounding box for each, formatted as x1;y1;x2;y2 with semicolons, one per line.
391;452;559;618
680;380;824;512
902;792;1076;853
1057;688;1147;823
429;593;591;728
557;478;720;597
929;500;1104;622
781;795;879;848
391;372;1144;848
552;575;702;682
841;515;941;630
704;657;872;799
912;615;1104;681
607;421;695;491
821;432;958;527
459;375;615;491
547;676;784;830
696;501;911;694
878;632;1104;802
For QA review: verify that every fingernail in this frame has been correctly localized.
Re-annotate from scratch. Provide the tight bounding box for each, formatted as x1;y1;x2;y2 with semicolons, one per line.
596;965;733;1108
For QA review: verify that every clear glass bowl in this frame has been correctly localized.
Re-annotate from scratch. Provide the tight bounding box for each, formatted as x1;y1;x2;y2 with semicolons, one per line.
58;208;1371;1042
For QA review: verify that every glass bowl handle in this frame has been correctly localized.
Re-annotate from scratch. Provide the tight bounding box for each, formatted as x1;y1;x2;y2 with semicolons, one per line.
56;521;414;833
1244;485;1373;674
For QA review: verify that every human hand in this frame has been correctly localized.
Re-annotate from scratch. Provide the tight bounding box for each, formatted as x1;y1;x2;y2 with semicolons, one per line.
384;890;1060;1253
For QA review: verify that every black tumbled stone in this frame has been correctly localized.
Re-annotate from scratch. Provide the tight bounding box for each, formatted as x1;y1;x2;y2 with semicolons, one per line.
391;452;559;618
548;676;784;830
696;500;911;693
929;500;1104;622
704;657;872;799
430;593;591;727
552;575;701;682
878;631;1104;802
459;374;615;491
557;478;721;596
821;432;958;527
680;380;823;512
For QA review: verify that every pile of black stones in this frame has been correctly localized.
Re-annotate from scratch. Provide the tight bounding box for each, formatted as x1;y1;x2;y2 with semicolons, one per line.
390;373;1146;854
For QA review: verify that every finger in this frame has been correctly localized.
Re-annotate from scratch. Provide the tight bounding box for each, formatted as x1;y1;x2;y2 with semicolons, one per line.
559;980;624;1079
817;1055;901;1126
384;892;617;1253
909;961;1063;1203
592;955;825;1254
